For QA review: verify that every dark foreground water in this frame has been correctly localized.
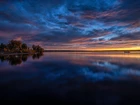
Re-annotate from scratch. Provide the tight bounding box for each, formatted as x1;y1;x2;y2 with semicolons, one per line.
0;52;140;105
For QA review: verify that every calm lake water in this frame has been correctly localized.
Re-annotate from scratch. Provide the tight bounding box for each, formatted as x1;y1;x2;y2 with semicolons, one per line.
0;52;140;104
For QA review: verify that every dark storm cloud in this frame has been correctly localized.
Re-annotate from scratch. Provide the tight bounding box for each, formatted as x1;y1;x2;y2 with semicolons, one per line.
0;0;140;49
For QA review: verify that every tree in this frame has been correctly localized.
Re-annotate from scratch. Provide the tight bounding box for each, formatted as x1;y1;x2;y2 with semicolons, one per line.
0;43;6;49
7;40;22;52
0;43;7;52
22;43;28;49
0;40;44;54
32;45;44;53
32;45;36;51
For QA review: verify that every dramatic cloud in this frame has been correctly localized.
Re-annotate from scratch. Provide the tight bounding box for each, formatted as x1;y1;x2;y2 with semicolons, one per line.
0;0;140;49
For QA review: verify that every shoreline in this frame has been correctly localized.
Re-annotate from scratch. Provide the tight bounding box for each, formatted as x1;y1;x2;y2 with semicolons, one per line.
0;52;140;56
0;53;30;56
0;52;42;56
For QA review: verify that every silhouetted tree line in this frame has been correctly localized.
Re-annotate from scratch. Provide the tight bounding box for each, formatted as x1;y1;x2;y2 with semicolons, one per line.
0;54;43;65
0;40;44;54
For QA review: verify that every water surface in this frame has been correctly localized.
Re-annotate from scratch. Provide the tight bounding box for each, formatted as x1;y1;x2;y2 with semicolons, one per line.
0;52;140;105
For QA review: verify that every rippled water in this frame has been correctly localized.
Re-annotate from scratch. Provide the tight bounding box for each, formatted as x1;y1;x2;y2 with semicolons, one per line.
0;52;140;104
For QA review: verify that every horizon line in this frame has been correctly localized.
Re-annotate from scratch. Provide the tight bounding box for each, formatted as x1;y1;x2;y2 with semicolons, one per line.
44;49;140;52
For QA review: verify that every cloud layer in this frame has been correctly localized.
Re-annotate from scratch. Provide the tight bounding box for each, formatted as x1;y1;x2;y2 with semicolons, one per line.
0;0;140;49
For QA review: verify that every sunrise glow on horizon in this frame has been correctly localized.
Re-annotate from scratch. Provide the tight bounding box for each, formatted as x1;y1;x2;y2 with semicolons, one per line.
46;47;140;51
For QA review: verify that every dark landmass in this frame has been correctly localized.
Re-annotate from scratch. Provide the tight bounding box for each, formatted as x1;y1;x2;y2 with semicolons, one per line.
0;40;44;55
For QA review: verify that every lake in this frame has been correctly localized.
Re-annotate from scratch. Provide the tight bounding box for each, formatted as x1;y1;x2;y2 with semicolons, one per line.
0;52;140;105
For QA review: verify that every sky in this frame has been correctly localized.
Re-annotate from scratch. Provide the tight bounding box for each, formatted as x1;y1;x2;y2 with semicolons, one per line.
0;0;140;50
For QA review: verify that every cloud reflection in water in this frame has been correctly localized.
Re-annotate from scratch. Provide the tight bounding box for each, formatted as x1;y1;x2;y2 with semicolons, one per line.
0;53;140;104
